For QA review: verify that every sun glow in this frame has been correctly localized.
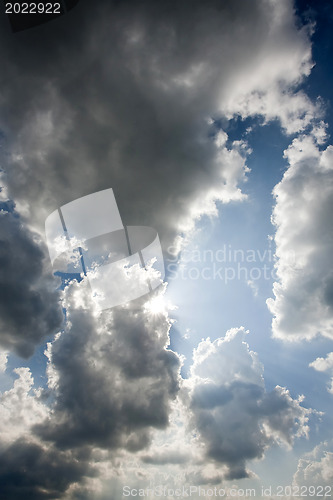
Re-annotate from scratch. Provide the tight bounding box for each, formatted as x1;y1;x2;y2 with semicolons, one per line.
144;294;177;316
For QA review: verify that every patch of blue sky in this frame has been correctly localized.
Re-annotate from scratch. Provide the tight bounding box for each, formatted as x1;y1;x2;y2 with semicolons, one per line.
166;118;290;370
0;199;15;213
295;0;333;129
4;344;51;391
166;109;333;454
168;0;333;414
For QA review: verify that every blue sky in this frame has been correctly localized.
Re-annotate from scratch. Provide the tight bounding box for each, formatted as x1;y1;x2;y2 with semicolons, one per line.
165;1;333;487
0;0;333;499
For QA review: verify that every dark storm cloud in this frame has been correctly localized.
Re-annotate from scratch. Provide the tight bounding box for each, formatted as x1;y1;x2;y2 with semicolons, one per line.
0;0;312;250
0;209;63;357
34;285;180;451
0;438;94;500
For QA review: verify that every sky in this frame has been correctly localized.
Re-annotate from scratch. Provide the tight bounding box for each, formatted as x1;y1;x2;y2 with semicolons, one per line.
0;0;333;499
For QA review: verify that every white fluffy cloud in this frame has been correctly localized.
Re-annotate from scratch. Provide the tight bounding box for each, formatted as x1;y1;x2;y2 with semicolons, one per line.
267;130;333;340
293;441;333;491
310;352;333;394
0;367;49;445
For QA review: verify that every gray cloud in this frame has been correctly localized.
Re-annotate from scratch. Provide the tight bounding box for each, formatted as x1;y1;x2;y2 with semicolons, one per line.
0;438;95;500
0;280;181;497
34;282;181;452
0;0;314;251
184;328;313;480
0;209;63;357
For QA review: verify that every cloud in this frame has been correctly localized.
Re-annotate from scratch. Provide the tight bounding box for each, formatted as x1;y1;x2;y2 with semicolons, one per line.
0;278;181;498
267;129;333;341
141;450;189;465
34;279;181;452
293;441;333;490
0;364;96;499
0;367;49;445
310;352;333;372
0;208;63;357
184;328;313;479
0;0;317;254
0;352;7;372
0;0;328;496
0;438;95;500
0;313;317;496
310;352;333;394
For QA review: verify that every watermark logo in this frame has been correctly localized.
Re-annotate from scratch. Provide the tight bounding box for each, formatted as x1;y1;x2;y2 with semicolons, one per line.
45;188;164;310
122;485;257;498
165;245;290;285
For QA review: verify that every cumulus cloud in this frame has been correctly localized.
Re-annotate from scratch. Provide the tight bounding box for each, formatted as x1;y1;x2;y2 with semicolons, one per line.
34;279;181;451
0;0;317;252
310;352;333;372
184;328;313;480
0;363;96;499
0;207;63;357
0;277;181;497
0;439;95;500
310;352;333;394
0;367;49;445
293;441;333;491
0;308;319;496
267;130;333;340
